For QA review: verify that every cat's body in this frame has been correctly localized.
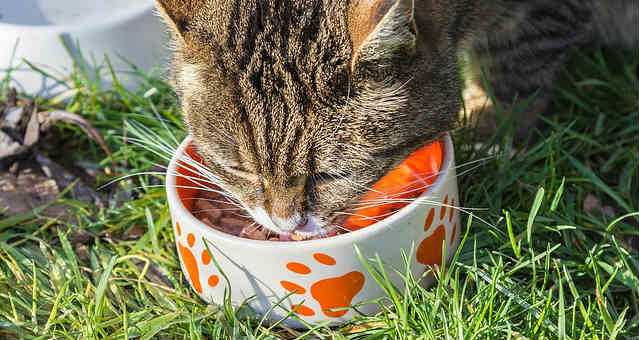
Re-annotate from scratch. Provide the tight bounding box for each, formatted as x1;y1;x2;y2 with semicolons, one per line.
156;0;637;237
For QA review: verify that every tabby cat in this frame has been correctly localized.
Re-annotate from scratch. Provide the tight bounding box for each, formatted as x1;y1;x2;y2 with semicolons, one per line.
155;0;637;237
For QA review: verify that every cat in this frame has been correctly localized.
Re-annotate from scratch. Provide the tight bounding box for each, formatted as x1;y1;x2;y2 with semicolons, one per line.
154;0;637;238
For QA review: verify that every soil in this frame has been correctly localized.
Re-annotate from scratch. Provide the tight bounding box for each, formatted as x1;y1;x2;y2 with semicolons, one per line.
0;88;123;220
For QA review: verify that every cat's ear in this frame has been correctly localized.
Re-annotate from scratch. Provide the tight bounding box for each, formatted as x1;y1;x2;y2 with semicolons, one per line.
348;0;417;70
154;0;207;39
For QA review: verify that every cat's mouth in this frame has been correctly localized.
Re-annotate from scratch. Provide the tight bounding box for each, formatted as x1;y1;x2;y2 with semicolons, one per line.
247;207;338;239
291;214;349;239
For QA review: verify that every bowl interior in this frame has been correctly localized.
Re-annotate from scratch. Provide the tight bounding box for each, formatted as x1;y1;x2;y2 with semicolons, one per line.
170;135;454;244
174;143;206;212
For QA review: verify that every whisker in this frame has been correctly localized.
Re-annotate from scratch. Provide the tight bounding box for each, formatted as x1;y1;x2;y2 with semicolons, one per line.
357;203;488;215
122;182;241;206
325;172;385;196
124;136;176;158
354;197;487;212
247;223;260;233
389;75;414;96
127;119;179;152
343;155;497;200
148;104;181;147
453;154;499;169
100;170;238;203
175;154;221;181
349;199;496;229
98;170;217;190
332;211;389;222
330;224;351;233
454;162;489;178
125;122;179;157
118;120;257;218
226;212;253;219
313;147;497;198
124;138;175;163
125;183;249;214
192;208;243;214
124;120;223;184
188;196;245;209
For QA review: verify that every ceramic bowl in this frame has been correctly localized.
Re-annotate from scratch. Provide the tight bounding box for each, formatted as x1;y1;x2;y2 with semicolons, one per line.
0;0;168;95
166;134;460;328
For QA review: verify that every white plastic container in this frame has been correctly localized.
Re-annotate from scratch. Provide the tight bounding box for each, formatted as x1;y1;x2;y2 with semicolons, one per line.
0;0;169;95
166;134;461;328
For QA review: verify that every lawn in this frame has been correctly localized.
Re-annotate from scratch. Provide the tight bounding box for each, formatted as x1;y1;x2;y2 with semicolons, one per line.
0;44;637;339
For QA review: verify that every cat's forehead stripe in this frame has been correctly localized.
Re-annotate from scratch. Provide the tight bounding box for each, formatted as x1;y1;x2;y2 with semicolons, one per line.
206;1;350;178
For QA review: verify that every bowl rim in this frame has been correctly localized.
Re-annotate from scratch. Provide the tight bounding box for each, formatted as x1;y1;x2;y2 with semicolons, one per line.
0;2;155;32
165;133;455;250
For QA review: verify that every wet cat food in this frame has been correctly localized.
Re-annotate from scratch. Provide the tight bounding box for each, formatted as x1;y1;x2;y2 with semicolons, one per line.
191;189;346;241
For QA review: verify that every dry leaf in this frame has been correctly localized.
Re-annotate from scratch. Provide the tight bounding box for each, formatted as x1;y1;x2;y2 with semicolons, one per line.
0;105;28;159
582;194;601;215
342;321;387;334
583;194;617;219
38;110;115;170
23;104;40;146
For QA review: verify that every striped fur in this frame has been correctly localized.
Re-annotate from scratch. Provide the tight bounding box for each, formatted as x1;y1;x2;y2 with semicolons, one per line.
463;0;637;138
156;0;637;236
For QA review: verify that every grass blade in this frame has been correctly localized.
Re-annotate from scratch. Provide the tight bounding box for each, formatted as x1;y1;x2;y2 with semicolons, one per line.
140;312;179;340
94;255;118;322
504;210;521;258
145;207;160;255
556;261;566;340
551;177;566;212
44;281;69;332
527;187;545;245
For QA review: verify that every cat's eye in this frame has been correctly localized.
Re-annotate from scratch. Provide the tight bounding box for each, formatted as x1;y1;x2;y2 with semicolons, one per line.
288;175;308;188
226;165;257;181
229;166;248;173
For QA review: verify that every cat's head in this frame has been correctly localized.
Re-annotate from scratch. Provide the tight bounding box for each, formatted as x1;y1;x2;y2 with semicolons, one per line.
156;0;460;237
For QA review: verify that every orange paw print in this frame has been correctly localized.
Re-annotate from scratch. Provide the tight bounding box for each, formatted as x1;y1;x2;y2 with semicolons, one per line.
281;253;365;318
175;221;220;294
416;194;458;266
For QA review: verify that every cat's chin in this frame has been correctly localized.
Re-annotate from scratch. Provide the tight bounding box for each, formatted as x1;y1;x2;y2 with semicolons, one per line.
272;215;334;240
248;207;332;239
290;215;333;239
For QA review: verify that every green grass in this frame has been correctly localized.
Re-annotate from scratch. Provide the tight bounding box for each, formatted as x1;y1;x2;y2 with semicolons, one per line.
1;45;637;339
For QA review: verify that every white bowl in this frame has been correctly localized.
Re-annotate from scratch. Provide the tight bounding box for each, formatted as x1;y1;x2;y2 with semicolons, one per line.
166;134;461;328
0;0;168;95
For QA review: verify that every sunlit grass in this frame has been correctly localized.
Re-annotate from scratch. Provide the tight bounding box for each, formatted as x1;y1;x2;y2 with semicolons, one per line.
0;44;637;339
